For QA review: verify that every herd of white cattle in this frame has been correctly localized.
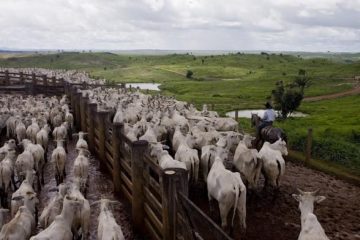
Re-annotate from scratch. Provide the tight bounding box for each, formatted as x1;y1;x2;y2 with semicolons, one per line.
0;94;124;240
0;67;329;240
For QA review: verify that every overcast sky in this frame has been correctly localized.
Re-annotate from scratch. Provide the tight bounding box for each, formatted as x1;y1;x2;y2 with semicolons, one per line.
1;0;359;52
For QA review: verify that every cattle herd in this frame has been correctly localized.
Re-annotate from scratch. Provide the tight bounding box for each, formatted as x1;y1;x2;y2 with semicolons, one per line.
0;68;330;240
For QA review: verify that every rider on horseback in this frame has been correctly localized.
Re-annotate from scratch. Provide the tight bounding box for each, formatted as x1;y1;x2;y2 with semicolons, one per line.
256;102;276;138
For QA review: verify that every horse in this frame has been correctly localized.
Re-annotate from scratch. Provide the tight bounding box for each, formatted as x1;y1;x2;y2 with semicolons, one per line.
251;113;287;149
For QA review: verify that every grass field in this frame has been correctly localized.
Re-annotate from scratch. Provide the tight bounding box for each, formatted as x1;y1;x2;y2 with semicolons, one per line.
0;51;359;176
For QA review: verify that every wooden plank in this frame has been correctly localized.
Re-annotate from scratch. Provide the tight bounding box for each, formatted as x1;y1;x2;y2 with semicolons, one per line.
105;152;114;168
144;186;162;217
120;172;132;192
144;203;163;237
143;171;161;197
104;158;113;174
94;138;100;150
144;154;161;175
120;159;132;176
120;132;133;146
120;147;131;160
105;141;113;156
145;218;162;240
178;193;233;240
94;128;100;139
121;185;132;203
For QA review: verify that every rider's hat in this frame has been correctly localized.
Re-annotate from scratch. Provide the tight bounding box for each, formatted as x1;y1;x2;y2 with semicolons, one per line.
265;102;272;109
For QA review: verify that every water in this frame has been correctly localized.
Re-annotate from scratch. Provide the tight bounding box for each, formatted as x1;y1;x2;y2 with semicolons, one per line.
123;83;161;91
226;109;308;118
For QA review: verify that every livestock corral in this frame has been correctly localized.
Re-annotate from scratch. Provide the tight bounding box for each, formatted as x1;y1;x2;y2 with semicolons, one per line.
0;69;359;240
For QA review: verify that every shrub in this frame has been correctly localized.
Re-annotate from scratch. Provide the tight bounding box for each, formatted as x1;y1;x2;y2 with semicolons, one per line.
186;70;193;79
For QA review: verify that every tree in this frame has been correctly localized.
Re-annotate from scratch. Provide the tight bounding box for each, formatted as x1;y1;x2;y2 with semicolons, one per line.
271;74;308;119
186;70;193;78
294;69;311;93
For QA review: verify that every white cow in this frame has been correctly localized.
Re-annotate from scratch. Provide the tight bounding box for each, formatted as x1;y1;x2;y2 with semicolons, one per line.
30;195;83;240
233;135;262;189
39;183;68;229
26;118;40;143
0;139;16;161
175;134;199;182
292;189;329;240
150;143;187;171
200;145;229;181
207;157;246;230
0;192;38;240
95;199;125;240
258;138;288;189
216;131;242;153
74;132;88;150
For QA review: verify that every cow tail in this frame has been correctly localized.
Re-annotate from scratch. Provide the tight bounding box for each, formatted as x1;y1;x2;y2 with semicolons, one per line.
276;160;281;188
206;152;212;178
191;156;195;182
0;166;4;191
231;180;240;227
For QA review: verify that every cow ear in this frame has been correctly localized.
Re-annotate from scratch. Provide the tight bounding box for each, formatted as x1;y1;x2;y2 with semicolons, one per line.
292;194;301;202
315;196;326;203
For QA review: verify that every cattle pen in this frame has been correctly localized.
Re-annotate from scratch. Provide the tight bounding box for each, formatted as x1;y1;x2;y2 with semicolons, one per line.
0;70;233;240
1;70;359;240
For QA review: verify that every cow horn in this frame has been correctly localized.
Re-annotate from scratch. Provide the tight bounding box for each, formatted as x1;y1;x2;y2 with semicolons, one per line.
297;188;305;195
312;189;320;195
90;200;101;207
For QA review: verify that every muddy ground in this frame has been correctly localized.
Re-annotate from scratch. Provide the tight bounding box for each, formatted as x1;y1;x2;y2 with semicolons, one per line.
190;161;360;240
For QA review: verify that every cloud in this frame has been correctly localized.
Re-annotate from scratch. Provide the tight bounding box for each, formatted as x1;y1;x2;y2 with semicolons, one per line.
0;0;359;51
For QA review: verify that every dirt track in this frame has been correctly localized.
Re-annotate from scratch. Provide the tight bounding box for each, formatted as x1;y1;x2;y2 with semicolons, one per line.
304;84;360;102
191;161;360;240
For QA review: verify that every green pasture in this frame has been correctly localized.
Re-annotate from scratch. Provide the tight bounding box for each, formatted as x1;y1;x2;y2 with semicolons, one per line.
0;51;359;176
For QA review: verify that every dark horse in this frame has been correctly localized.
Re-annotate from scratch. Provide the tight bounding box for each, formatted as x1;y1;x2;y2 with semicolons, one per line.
251;113;287;149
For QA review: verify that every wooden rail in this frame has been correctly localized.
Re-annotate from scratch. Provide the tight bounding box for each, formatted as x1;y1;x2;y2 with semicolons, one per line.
0;70;65;95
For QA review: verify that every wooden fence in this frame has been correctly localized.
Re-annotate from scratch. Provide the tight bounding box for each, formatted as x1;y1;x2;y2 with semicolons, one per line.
65;83;233;240
0;70;232;240
0;70;66;95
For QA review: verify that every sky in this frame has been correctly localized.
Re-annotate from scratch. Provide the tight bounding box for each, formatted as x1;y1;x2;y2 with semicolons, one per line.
0;0;359;52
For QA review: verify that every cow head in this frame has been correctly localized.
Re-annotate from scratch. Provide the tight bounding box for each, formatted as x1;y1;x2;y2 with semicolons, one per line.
271;138;288;156
292;189;326;214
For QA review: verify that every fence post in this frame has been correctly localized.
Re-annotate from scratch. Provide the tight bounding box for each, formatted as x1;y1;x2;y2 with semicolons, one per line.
162;168;189;240
19;72;24;84
75;92;82;130
87;102;97;153
42;75;48;85
51;76;56;85
305;128;313;164
70;86;76;119
131;140;148;234
211;103;215;111
97;111;110;165
31;73;37;95
4;70;9;85
235;110;239;121
42;75;48;95
112;122;124;195
80;95;88;132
